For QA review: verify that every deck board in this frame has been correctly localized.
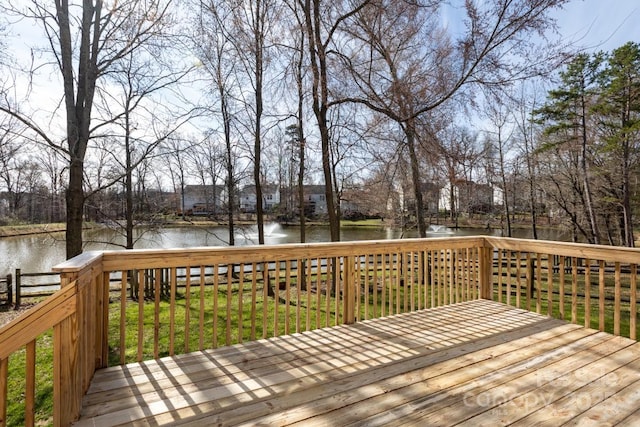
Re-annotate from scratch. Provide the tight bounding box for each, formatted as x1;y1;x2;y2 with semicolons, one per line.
74;300;640;426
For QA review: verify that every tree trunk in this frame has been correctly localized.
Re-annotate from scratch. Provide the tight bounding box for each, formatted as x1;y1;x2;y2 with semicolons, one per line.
580;92;600;244
405;123;427;237
622;118;634;247
125;108;134;249
254;0;265;245
221;96;235;246
304;0;339;242
66;158;85;258
297;122;306;243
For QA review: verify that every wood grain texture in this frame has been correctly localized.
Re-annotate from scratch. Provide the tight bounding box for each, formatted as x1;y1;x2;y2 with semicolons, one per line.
73;300;640;427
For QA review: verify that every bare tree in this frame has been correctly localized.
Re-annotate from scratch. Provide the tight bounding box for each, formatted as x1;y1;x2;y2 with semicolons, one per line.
190;135;225;218
299;0;372;241
33;146;66;223
0;116;24;217
88;45;193;247
341;0;569;237
484;95;515;237
0;0;178;258
513;82;544;239
193;0;245;245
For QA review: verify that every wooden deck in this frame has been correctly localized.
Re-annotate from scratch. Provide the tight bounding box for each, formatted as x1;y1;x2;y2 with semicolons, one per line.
74;299;640;426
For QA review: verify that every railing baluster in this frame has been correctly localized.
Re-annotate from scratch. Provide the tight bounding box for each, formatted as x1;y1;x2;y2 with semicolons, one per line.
418;250;423;309
262;262;268;339
536;254;542;314
525;253;532;312
120;270;127;365
381;254;387;317
584;258;591;329
227;263;234;344
405;251;419;311
185;266;192;353
428;250;434;308
437;250;443;306
516;251;522;308
447;249;452;304
305;259;312;330
326;258;331;327
615;262;621;336
296;259;302;332
364;255;370;320
24;340;35;427
396;252;409;313
387;255;393;315
0;357;6;426
372;254;379;317
498;250;503;303
559;256;565;319
315;257;321;329
599;260;605;332
137;269;144;362
251;263;258;340
153;269;160;359
506;250;512;306
169;267;177;355
213;264;219;347
631;264;637;340
355;255;362;322
199;267;205;351
547;254;553;317
335;257;340;325
452;250;458;304
238;263;245;343
396;252;402;314
407;251;413;311
285;260;291;335
471;247;477;300
571;258;578;324
464;248;470;302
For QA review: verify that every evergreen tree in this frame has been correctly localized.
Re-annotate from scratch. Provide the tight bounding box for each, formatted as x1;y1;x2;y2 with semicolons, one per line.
536;53;603;244
594;42;640;246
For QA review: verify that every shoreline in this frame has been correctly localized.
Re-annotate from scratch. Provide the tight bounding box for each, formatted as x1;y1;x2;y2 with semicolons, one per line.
0;223;104;238
0;218;553;239
0;223;68;238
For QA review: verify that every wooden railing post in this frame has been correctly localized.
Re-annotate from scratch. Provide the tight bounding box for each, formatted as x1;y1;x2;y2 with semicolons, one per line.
54;273;80;427
344;256;356;325
51;252;104;426
479;243;493;300
15;269;21;308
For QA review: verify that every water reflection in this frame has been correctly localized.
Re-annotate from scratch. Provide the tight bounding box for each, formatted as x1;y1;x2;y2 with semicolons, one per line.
0;224;571;275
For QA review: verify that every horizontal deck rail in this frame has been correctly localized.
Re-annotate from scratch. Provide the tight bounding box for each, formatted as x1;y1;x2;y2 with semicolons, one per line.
0;236;639;426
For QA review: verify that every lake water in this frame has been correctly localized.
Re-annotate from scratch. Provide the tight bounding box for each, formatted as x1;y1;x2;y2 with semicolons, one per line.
0;223;571;277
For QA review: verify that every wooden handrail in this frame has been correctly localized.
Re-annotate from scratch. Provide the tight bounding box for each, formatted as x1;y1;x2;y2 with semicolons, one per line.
0;282;77;427
484;236;640;264
3;235;640;426
0;285;77;359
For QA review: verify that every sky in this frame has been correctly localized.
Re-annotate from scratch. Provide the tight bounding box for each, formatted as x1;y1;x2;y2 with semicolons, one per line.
550;0;639;52
2;0;639;138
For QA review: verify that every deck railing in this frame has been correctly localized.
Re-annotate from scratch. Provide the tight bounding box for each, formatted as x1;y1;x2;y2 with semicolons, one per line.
485;237;640;339
0;236;639;426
